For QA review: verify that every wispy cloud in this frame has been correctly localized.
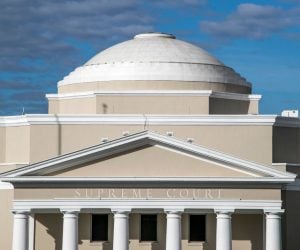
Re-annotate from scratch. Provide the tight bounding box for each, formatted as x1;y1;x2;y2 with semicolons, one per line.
0;0;208;115
200;3;300;40
0;0;155;72
0;0;209;73
0;79;48;115
152;0;207;8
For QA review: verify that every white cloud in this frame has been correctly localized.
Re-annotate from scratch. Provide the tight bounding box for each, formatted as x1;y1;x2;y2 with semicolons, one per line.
0;0;155;71
0;0;209;114
200;3;300;40
0;0;208;72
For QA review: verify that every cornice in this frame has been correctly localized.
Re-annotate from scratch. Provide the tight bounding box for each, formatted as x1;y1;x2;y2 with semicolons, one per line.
45;90;261;101
1;114;298;127
12;199;282;212
1;176;295;185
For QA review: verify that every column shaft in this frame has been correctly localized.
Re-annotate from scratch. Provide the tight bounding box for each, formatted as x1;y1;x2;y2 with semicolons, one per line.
265;212;282;250
62;211;79;250
113;212;129;250
216;211;232;250
12;212;29;250
166;212;182;250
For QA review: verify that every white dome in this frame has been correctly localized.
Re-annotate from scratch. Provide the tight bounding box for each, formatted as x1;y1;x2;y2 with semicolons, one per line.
58;32;251;92
85;33;222;66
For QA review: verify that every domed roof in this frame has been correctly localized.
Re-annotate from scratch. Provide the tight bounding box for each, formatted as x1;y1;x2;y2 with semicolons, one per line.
58;32;251;92
85;33;223;66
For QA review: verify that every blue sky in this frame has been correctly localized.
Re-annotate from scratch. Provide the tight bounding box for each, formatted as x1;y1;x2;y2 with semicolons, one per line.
0;0;299;115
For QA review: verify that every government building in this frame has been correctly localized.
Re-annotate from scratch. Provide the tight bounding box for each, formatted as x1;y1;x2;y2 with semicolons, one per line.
1;32;300;250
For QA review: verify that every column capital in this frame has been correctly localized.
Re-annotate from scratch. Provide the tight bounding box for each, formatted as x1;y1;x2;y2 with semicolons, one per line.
11;209;31;215
111;208;131;214
214;209;234;215
60;208;81;214
164;208;184;214
264;209;284;215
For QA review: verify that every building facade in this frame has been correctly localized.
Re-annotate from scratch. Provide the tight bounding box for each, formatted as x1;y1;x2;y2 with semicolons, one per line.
0;32;300;250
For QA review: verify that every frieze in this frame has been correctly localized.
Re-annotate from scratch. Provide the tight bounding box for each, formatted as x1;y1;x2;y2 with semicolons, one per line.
74;188;222;200
14;188;281;200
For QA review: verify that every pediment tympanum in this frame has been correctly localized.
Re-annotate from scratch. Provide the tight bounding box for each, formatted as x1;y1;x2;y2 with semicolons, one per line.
46;144;260;178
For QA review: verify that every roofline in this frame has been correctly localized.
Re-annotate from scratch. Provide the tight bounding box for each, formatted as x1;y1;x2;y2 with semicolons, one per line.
0;114;299;127
45;90;261;101
1;131;296;180
0;177;295;185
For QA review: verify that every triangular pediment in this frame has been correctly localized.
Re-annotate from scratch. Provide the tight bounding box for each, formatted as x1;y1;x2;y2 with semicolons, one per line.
45;144;261;178
0;131;295;183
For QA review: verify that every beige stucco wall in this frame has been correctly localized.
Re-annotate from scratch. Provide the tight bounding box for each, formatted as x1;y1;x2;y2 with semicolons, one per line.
34;213;262;250
0;127;5;162
0;123;274;166
59;124;272;165
49;96;210;115
273;126;300;164
248;99;259;115
0;163;26;174
0;189;13;250
232;214;263;250
96;96;210;115
5;126;30;163
47;145;260;178
49;96;259;115
29;125;61;163
35;213;62;250
48;99;60;114
55;125;142;159
57;81;251;94
151;125;272;165
209;98;258;115
57;97;97;114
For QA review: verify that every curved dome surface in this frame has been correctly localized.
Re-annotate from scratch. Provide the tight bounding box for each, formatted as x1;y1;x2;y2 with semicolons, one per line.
58;33;251;93
85;33;222;66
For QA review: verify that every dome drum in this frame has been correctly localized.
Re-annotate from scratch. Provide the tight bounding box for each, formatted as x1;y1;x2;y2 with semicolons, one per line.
57;80;251;94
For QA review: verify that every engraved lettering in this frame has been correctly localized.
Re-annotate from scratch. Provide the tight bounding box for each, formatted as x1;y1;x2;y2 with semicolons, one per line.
109;189;116;198
133;189;142;199
146;189;152;199
121;189;127;199
74;189;81;198
167;189;175;198
179;189;189;198
71;188;224;200
205;189;213;199
217;189;221;199
193;189;202;199
97;189;105;199
85;189;94;198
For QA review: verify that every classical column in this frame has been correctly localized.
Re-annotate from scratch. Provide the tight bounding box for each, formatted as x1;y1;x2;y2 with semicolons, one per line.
265;211;283;250
112;210;130;250
165;210;182;250
12;211;30;250
61;210;79;250
215;210;233;250
28;214;35;250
